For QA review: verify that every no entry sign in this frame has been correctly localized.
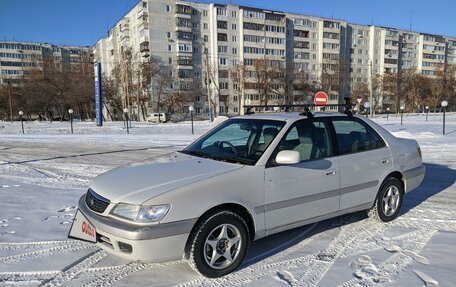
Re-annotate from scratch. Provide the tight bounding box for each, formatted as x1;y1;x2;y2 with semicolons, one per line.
314;92;329;106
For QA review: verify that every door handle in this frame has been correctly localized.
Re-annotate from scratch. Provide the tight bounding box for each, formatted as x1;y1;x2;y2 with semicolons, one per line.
325;170;337;176
381;159;390;164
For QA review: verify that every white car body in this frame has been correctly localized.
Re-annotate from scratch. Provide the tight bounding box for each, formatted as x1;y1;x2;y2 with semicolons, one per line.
146;113;167;123
72;112;425;271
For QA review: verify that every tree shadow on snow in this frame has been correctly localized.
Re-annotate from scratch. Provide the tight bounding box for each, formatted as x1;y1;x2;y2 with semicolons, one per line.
241;162;455;268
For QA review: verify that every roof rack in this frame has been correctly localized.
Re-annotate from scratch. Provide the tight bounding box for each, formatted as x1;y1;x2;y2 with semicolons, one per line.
244;97;354;117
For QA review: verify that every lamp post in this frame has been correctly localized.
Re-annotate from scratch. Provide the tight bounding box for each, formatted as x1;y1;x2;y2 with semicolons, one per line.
18;111;24;134
400;106;405;125
425;106;429;122
441;101;448;135
68;109;74;134
386;107;390;122
364;102;370;118
189;105;194;135
123;108;129;134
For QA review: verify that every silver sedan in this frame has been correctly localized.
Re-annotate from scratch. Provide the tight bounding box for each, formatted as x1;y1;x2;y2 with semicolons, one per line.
69;112;425;278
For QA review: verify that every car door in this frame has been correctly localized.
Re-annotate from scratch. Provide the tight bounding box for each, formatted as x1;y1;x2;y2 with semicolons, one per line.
330;117;392;211
263;118;340;233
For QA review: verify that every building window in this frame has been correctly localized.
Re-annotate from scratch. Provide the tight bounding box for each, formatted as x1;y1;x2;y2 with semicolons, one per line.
231;11;237;17
217;8;227;16
217;20;228;29
169;57;172;64
167;32;172;39
203;23;208;30
168;45;172;51
218;33;228;42
219;58;227;65
232;47;237;54
203;10;208;17
232;35;237;42
218;46;228;53
204;35;208;42
232;23;237;30
166;5;171;12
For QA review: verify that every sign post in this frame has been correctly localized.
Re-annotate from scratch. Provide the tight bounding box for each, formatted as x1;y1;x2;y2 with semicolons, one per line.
94;63;103;127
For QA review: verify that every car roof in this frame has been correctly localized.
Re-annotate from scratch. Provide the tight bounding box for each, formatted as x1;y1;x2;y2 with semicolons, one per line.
235;111;351;122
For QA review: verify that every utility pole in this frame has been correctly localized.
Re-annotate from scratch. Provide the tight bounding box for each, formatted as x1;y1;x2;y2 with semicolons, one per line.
7;80;13;121
203;43;213;122
368;59;373;117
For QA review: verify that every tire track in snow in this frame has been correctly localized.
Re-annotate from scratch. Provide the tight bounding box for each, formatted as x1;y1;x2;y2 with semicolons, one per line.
40;249;108;287
0;242;96;265
338;228;438;287
0;240;82;250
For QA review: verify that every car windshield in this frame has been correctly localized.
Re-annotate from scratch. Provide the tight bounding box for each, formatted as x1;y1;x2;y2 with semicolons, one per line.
181;119;285;165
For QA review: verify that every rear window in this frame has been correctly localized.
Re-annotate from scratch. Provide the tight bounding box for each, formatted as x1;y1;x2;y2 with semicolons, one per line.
332;119;385;155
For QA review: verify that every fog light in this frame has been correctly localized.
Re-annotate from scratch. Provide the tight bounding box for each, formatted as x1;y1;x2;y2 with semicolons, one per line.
118;242;133;254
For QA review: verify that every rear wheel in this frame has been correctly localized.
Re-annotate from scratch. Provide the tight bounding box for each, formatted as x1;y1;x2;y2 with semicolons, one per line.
187;210;249;278
368;177;403;222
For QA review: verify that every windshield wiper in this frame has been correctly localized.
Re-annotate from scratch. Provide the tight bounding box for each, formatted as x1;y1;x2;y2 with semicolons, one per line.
180;150;210;158
180;150;250;165
209;155;251;165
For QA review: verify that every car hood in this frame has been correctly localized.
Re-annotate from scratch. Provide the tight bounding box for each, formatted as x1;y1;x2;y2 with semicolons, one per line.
89;156;243;204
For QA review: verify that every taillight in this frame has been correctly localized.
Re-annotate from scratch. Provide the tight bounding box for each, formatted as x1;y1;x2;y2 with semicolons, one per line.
417;148;422;159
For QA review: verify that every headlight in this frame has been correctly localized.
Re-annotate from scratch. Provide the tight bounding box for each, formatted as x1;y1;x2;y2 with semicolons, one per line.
111;203;170;223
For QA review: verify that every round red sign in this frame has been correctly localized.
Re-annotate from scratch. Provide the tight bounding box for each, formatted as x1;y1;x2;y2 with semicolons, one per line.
314;92;329;106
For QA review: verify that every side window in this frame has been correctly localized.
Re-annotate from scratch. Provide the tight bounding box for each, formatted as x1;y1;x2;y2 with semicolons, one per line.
277;120;332;162
332;119;385;155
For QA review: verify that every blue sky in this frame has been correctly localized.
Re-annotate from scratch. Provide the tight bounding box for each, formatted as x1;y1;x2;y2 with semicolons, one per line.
0;0;455;46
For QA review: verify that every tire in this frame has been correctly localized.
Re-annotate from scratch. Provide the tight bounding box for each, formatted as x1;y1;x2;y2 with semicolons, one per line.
187;210;250;278
368;177;404;222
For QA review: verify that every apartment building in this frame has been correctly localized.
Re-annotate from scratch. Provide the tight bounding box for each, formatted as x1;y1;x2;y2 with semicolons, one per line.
94;0;456;118
0;41;91;85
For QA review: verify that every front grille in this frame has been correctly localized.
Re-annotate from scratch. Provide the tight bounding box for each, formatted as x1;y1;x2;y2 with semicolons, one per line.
85;188;110;213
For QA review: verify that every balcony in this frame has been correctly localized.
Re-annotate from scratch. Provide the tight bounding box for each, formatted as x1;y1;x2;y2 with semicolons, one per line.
177;57;193;66
140;35;149;44
137;9;147;19
176;4;192;15
140;42;149;53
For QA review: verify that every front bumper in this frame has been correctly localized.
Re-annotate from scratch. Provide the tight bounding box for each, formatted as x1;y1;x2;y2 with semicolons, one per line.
77;195;196;262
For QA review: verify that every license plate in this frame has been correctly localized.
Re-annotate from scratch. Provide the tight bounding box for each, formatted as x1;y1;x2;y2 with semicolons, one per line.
68;209;96;243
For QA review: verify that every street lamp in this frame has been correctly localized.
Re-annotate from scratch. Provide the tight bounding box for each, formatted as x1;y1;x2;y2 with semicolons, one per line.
68;109;74;134
441;101;448;135
189;105;194;135
18;111;24;134
364;102;370;118
425;106;429;122
386;107;390;122
123;108;130;134
400;106;405;125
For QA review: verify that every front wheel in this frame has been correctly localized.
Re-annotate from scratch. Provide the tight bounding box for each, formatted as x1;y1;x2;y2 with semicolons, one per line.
187;210;250;278
368;177;404;222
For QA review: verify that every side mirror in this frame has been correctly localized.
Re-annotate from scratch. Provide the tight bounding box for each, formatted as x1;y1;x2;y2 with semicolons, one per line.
276;150;300;165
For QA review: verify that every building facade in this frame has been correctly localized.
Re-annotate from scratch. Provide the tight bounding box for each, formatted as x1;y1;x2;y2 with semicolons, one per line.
0;41;91;85
93;0;456;118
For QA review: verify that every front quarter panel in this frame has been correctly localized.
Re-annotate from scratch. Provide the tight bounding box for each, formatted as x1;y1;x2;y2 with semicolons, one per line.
145;165;266;237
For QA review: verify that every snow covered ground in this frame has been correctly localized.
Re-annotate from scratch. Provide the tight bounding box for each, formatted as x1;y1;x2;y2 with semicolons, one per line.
0;113;455;287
